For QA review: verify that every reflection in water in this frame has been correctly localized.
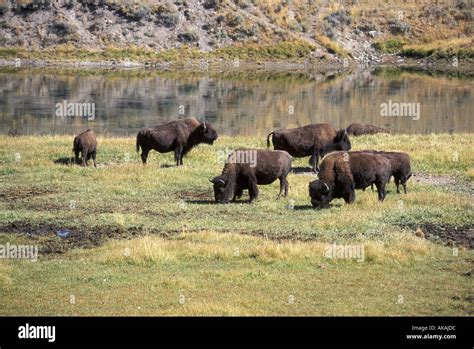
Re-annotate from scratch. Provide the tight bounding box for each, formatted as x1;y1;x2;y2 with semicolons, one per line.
0;68;472;136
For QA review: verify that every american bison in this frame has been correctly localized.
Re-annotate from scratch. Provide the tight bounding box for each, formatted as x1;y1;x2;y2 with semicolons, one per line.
346;123;390;136
210;149;292;204
309;151;391;208
136;117;218;166
73;129;97;167
361;150;412;194
267;123;351;172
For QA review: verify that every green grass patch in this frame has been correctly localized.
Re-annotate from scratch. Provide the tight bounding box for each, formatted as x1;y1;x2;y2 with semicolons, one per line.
373;39;407;54
0;133;472;315
0;40;316;64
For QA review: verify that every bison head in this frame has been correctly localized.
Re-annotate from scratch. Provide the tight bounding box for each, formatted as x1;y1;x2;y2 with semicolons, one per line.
210;175;235;204
198;121;218;145
334;129;351;152
309;180;333;209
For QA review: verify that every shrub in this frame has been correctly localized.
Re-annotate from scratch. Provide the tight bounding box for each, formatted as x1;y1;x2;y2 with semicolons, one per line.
177;30;199;43
373;39;406;53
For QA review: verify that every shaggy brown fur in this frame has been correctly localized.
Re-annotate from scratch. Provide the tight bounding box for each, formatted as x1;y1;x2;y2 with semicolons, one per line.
73;129;97;167
211;149;292;203
360;150;412;193
267;123;351;172
346;123;390;136
136;117;218;166
309;151;391;208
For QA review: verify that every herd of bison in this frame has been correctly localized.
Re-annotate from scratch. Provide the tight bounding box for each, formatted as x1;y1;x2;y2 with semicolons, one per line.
72;118;411;208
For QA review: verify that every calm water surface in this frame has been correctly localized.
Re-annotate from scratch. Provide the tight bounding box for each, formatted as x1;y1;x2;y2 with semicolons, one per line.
0;67;472;136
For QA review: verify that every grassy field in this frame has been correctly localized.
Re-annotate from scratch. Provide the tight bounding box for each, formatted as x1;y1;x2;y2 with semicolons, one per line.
0;133;473;315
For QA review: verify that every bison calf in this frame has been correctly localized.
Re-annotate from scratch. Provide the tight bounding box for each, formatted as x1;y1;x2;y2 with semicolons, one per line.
309;151;391;208
267;123;351;173
210;149;292;204
361;150;412;194
73;129;97;167
136;117;218;166
346;123;390;137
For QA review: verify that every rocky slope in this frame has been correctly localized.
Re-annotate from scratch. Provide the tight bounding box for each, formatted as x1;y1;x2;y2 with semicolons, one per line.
0;0;472;64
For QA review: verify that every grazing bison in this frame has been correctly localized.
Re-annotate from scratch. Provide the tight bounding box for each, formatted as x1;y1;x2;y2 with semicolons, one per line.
267;123;351;172
361;150;412;194
309;151;391;208
346;123;390;136
136;117;218;166
210;149;292;204
73;129;97;167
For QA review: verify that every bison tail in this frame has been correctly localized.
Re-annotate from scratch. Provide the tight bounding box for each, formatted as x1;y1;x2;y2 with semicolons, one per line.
136;133;141;153
266;132;274;148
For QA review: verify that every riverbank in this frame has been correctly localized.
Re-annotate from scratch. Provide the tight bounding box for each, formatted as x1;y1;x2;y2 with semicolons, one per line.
0;133;473;315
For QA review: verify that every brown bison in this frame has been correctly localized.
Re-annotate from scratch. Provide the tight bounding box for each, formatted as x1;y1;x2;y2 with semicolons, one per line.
346;123;390;136
136;117;218;166
210;149;292;204
309;151;391;208
361;150;412;194
267;123;351;172
73;129;97;167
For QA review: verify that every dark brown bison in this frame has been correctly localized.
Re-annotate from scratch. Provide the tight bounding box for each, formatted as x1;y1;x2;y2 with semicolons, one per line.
73;129;97;167
266;123;351;172
309;151;391;208
346;123;390;136
210;149;292;204
136;117;218;166
361;150;412;194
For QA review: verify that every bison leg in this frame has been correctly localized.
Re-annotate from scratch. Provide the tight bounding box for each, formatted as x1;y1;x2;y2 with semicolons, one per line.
343;188;356;204
248;179;259;203
394;177;400;194
309;150;320;173
81;150;88;167
232;187;244;202
92;149;97;168
375;182;386;202
174;146;183;166
402;173;411;194
140;148;150;165
74;150;80;165
277;177;289;199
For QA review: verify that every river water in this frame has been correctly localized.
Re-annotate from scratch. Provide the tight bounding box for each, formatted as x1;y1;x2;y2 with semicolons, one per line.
0;67;472;136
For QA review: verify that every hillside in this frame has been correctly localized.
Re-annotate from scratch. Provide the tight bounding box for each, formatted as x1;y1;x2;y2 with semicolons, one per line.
0;0;472;65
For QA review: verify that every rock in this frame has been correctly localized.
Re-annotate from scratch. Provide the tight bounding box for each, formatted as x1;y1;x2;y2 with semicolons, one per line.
368;30;379;38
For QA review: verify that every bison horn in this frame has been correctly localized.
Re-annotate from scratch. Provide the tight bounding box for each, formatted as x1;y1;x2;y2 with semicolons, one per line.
203;120;206;129
323;182;330;193
208;178;214;183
